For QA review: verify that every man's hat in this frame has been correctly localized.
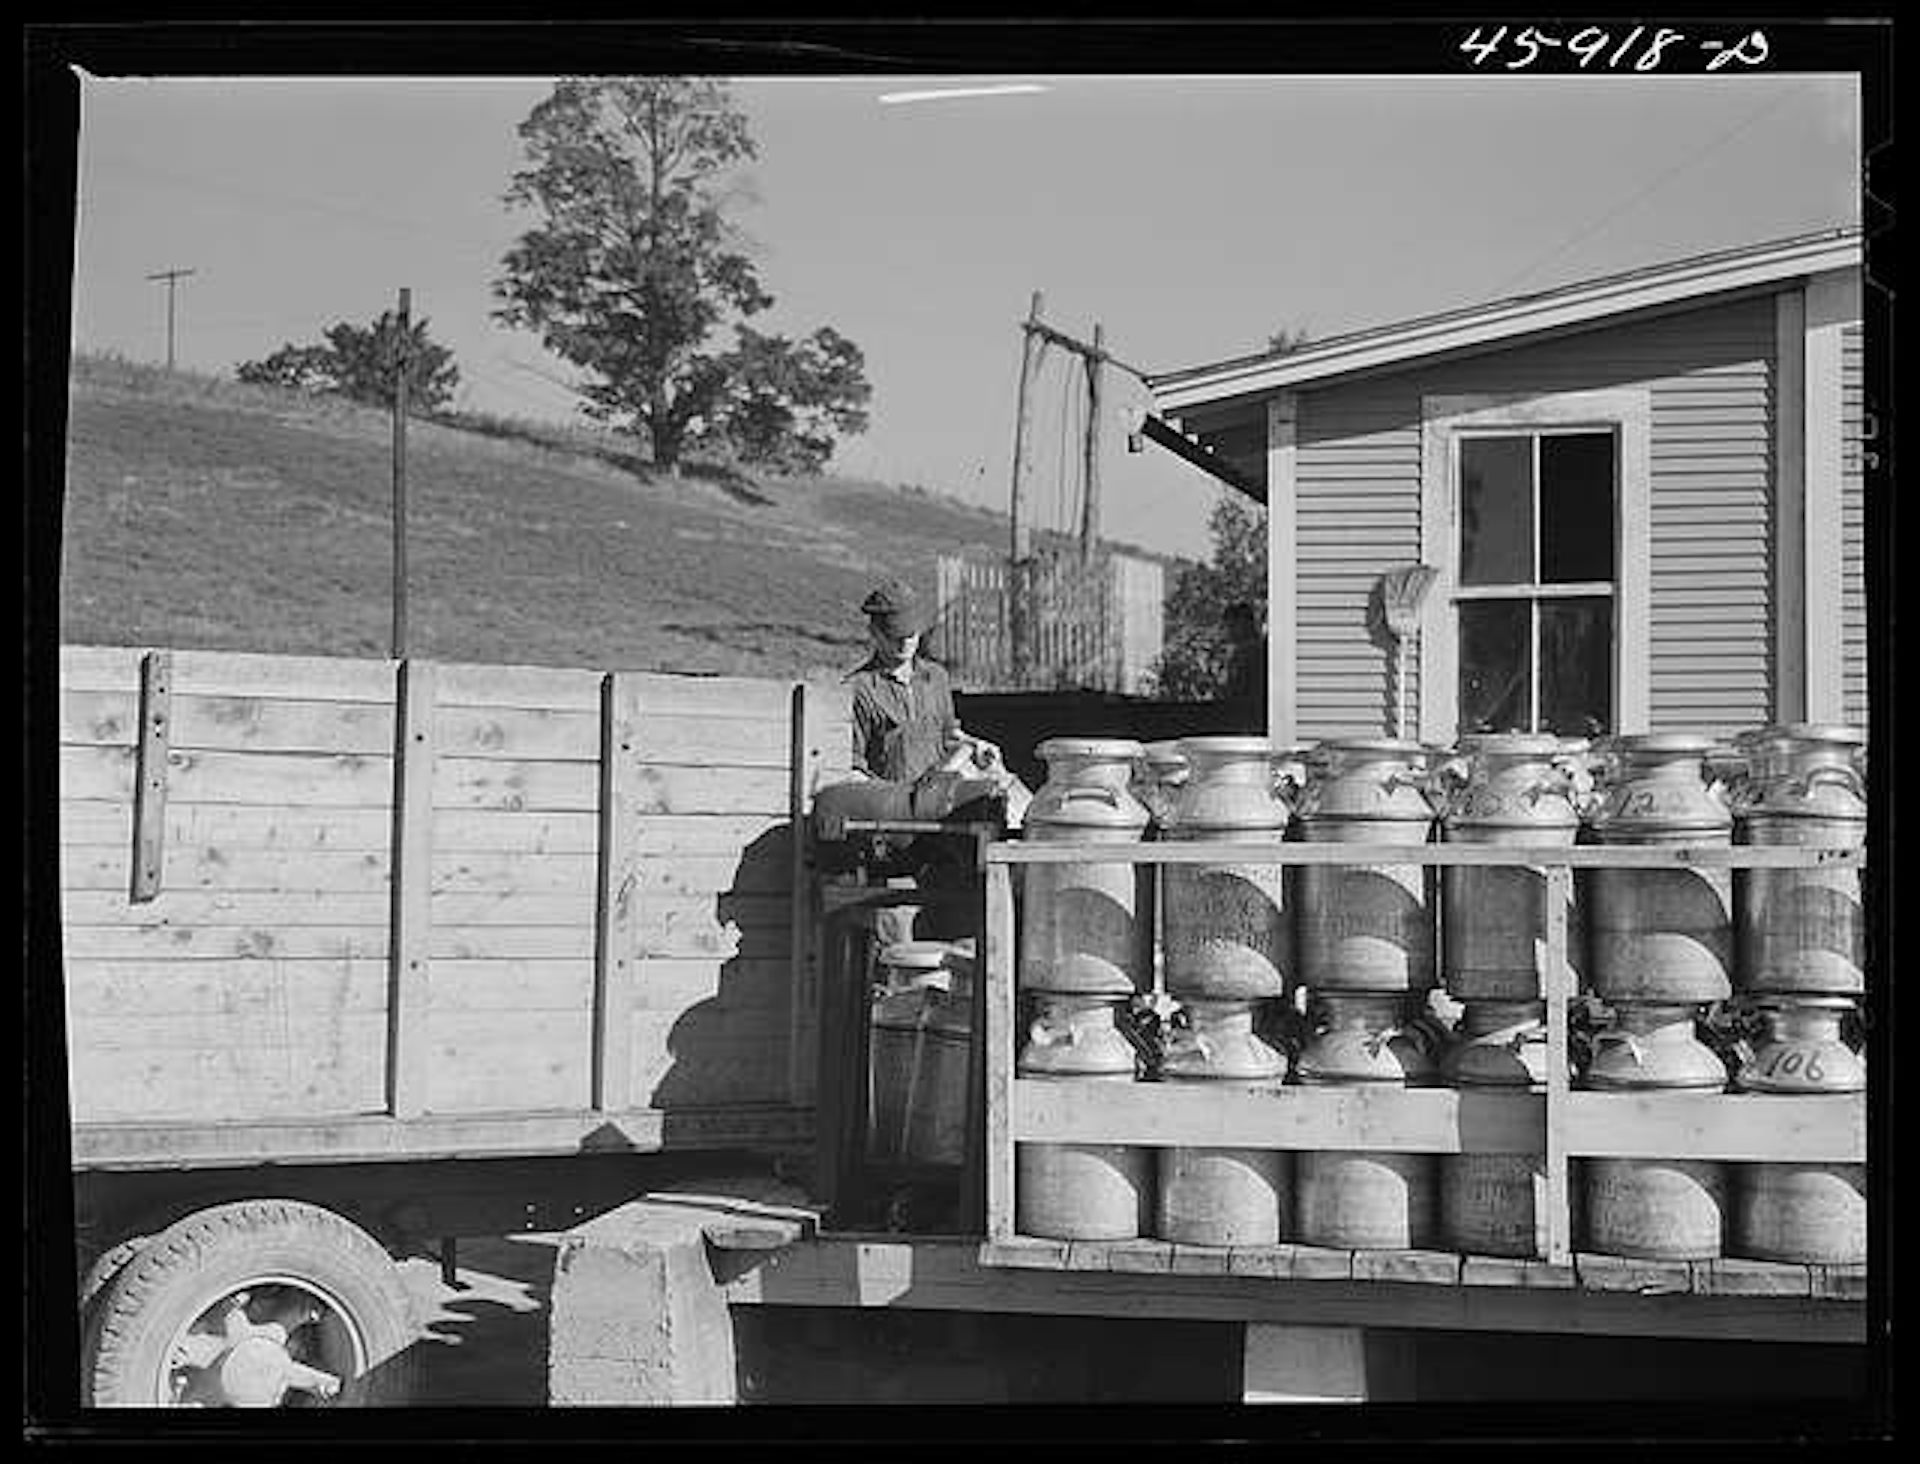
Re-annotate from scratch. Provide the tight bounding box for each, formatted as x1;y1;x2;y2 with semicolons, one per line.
861;578;932;638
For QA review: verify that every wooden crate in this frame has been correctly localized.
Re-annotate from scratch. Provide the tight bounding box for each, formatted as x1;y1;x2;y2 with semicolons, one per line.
979;840;1868;1302
59;644;852;1169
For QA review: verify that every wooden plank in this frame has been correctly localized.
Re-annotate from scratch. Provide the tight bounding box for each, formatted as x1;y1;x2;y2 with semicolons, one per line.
1108;1240;1176;1274
430;926;593;961
1285;1244;1358;1282
129;650;172;901
1561;1093;1864;1163
68;1025;389;1124
786;682;815;1107
1169;1244;1234;1277
434;810;601;854
61;801;397;853
1459;1257;1576;1290
435;661;604;711
624;1010;793;1108
62;745;395;808
427;888;600;927
630;958;789;1015
1543;864;1572;1265
594;673;641;1113
386;659;436;1119
633;854;793;898
1692;1258;1814;1298
65;694;396;756
984;863;1017;1243
981;842;1863;870
62;924;392;961
165;649;397;702
64;959;389;1021
59;689;138;746
1350;1249;1463;1287
63;889;398;927
434;704;600;762
632;765;793;816
633;814;791;857
634;897;793;959
1572;1253;1696;1296
432;756;599;813
71;1104;814;1171
632;714;797;769
64;845;391;894
59;643;148;692
426;1009;594;1114
429;850;598;896
424;959;596;1013
1010;1080;1541;1154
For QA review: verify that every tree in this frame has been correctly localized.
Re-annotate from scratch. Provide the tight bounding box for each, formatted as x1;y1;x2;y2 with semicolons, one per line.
235;312;460;412
492;77;870;474
1147;494;1268;700
1266;324;1313;355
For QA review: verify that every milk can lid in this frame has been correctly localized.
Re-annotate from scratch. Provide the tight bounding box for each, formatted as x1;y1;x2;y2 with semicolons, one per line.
1035;736;1145;761
879;940;958;971
1175;734;1273;757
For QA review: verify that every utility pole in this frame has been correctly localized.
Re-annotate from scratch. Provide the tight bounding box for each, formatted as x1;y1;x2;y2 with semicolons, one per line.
144;268;196;370
1007;291;1045;685
391;288;412;661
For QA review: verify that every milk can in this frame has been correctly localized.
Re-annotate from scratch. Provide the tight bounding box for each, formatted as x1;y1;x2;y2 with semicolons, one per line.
1294;1151;1437;1250
1019;738;1152;996
1015;991;1149;1240
1293;738;1437;993
1440;1000;1550;1090
1160;736;1293;1003
902;961;976;1167
867;942;958;1164
1581;1157;1727;1260
1585;734;1734;1004
1154;1000;1289;1247
1731;723;1867;997
1294;991;1436;1086
1440;734;1584;1001
1729;994;1866;1263
1132;740;1190;832
1580;1002;1729;1091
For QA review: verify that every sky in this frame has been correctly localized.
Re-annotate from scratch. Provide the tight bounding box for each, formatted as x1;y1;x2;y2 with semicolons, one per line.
66;65;1863;561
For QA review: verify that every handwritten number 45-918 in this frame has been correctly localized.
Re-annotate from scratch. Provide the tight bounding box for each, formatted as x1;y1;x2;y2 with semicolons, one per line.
1460;25;1770;72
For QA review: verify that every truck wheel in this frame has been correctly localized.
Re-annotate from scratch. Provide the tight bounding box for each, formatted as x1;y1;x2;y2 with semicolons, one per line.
84;1200;419;1408
79;1234;151;1332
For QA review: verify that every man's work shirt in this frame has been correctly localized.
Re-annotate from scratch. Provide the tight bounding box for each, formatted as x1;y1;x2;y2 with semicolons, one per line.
846;655;960;785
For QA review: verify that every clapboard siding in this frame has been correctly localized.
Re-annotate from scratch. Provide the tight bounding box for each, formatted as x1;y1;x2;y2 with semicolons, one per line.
1839;322;1867;729
1291;296;1777;740
58;645;826;1137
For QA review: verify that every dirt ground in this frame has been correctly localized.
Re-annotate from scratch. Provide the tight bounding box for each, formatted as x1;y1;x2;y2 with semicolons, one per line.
396;1233;561;1407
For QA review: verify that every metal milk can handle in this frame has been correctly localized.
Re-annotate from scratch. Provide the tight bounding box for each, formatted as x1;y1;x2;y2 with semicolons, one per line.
1060;786;1123;808
1591;1030;1645;1062
1027;1019;1074;1049
1789;764;1866;801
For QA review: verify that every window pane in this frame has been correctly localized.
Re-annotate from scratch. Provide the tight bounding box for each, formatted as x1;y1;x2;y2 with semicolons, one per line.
1460;436;1533;586
1539;432;1615;583
1539;597;1612;738
1459;600;1531;734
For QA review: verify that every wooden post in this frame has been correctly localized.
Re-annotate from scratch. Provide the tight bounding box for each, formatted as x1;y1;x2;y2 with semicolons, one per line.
593;673;642;1112
1008;291;1044;685
786;682;816;1107
983;860;1017;1243
1542;861;1573;1265
386;657;436;1118
128;650;173;903
1080;322;1104;560
391;287;412;661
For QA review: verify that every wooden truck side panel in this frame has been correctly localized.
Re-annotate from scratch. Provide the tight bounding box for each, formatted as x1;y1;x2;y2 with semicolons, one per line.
59;645;851;1161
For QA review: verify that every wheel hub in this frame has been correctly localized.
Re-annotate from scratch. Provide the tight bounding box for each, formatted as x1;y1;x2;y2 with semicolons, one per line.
169;1292;344;1407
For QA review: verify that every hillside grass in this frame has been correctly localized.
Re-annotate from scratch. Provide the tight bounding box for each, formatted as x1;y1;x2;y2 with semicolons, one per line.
57;354;1061;683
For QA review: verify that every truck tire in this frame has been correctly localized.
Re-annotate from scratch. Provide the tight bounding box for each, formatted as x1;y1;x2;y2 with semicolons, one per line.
79;1234;151;1333
83;1200;420;1408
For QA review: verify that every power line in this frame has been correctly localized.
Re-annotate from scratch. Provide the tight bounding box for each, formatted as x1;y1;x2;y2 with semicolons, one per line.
1488;89;1799;300
144;267;195;369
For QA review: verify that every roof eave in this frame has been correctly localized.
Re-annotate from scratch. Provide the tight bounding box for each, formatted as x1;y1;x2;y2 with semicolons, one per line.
1149;230;1862;413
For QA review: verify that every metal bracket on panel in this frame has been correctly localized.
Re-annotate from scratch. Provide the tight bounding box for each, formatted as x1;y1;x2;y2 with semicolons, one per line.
129;650;173;902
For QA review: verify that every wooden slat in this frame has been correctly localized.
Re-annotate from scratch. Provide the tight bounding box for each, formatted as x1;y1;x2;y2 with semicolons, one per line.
64;959;389;1021
634;855;793;898
61;694;397;756
1011;1080;1540;1154
62;745;395;808
633;714;797;769
68;1024;389;1124
423;959;595;1013
64;846;390;893
1561;1093;1864;1163
427;1009;594;1114
63;925;391;961
985;863;1017;1243
429;850;597;895
1543;864;1573;1266
61;800;396;852
386;659;436;1119
430;926;593;961
59;644;149;692
129;650;172;901
163;649;397;702
432;756;599;812
594;673;641;1112
427;889;600;926
786;682;815;1106
630;958;789;1014
632;764;796;816
434;704;600;762
62;889;397;927
435;661;604;711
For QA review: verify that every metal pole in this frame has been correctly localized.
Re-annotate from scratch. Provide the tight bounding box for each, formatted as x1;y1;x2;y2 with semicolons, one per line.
391;289;412;660
1008;291;1044;685
1080;321;1104;560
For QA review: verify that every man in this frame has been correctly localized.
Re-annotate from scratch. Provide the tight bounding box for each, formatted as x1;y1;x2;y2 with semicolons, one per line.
839;577;1004;945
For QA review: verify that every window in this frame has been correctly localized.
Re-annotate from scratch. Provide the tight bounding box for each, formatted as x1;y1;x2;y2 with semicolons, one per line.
1420;390;1650;744
1456;429;1616;736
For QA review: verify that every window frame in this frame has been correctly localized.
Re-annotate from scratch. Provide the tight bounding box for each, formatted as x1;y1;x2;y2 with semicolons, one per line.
1419;389;1651;744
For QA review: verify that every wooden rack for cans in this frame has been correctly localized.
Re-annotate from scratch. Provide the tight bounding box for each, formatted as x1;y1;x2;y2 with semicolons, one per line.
978;840;1868;1303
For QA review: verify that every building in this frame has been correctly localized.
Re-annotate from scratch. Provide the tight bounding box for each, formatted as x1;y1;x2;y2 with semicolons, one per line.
1145;229;1868;748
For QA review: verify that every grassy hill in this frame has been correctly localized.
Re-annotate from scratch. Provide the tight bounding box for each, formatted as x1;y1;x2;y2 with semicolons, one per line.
56;354;1108;684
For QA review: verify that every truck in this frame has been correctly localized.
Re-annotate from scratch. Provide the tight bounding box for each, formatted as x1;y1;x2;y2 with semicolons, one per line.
45;642;1873;1414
